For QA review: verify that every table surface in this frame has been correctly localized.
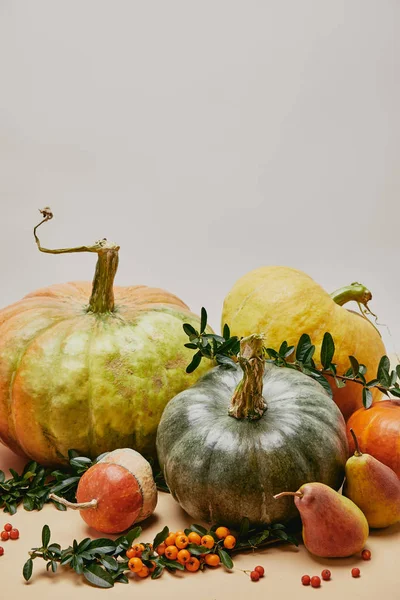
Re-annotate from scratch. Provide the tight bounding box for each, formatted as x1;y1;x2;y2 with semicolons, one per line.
1;444;399;600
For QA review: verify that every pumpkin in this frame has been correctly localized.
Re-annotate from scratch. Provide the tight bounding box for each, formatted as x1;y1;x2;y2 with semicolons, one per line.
156;334;348;527
0;209;211;465
50;448;158;533
222;266;386;420
347;400;400;477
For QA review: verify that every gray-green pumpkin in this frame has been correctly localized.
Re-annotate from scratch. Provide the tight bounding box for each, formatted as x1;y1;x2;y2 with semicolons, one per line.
156;335;348;526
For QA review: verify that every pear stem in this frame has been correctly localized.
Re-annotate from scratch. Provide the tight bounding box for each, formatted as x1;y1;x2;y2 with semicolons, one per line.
349;428;363;456
273;491;303;500
49;493;98;510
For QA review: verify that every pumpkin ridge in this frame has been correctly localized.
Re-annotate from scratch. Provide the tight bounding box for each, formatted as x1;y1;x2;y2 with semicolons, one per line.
85;315;99;458
8;315;79;456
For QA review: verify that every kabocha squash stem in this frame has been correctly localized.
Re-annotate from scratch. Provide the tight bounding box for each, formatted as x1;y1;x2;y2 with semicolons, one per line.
229;334;267;421
330;282;372;307
34;207;120;313
48;493;98;510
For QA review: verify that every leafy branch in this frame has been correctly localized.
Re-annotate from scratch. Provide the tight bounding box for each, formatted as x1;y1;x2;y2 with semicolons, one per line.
0;451;169;515
183;309;400;408
23;519;297;588
184;307;240;373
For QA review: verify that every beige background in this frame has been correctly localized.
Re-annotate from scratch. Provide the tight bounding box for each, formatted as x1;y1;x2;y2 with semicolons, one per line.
0;445;399;599
1;2;400;598
0;1;399;347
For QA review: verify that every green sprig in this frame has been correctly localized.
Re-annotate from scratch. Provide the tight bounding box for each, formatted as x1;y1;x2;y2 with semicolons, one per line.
183;310;400;408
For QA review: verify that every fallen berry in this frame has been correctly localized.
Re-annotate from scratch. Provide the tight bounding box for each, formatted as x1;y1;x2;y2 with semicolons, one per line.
254;565;264;577
321;569;331;581
311;576;321;588
351;568;360;578
0;531;9;541
4;524;12;532
301;575;311;586
250;570;260;582
361;549;371;560
10;528;19;540
0;547;4;556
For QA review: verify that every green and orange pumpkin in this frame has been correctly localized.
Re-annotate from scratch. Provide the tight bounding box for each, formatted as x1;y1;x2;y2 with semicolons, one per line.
0;209;211;465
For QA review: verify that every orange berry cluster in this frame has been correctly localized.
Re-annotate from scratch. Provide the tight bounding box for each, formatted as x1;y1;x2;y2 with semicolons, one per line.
126;526;236;578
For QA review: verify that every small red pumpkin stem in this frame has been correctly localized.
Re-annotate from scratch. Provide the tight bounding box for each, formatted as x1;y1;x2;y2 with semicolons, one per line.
349;428;363;456
229;334;267;421
34;208;120;314
49;493;98;510
273;491;304;500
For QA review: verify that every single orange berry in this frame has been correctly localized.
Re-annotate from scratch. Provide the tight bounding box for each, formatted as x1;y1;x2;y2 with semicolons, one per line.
186;556;201;572
176;534;189;549
223;535;236;550
165;533;176;547
177;549;191;564
132;543;145;557
205;553;220;567
175;530;185;537
201;535;215;549
165;545;179;560
215;526;230;540
156;543;166;556
188;532;202;545
137;565;150;578
126;548;136;559
128;557;144;573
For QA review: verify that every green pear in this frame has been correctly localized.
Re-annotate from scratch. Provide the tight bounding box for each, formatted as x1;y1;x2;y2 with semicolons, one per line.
343;429;400;528
274;482;369;557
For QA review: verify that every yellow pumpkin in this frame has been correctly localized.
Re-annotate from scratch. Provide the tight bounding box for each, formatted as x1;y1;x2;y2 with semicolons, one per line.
222;266;386;420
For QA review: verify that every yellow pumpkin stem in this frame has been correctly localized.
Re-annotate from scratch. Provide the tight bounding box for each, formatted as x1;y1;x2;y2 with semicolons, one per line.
229;334;267;421
34;208;120;313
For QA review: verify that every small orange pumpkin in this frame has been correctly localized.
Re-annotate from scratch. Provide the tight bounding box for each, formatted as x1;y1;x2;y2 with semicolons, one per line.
346;400;400;477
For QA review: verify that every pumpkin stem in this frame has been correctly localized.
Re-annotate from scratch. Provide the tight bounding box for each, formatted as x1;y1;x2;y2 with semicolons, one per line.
34;208;120;313
49;493;98;510
330;282;372;307
229;334;267;421
349;428;363;457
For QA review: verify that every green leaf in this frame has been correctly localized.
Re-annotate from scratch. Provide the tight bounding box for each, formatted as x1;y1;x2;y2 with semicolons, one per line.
377;355;391;386
363;387;373;409
160;558;185;571
153;525;169;549
100;555;119;571
114;573;129;584
184;343;198;350
47;543;61;556
218;548;233;570
49;476;80;494
311;373;333;397
42;524;51;548
216;355;237;369
87;538;117;555
83;565;115;589
295;334;312;362
151;564;164;579
349;356;359;377
77;538;92;552
389;387;400;397
186;351;202;374
183;323;198;338
200;308;207;333
189;523;208;536
23;559;33;581
390;370;398;386
0;470;4;483
125;526;142;546
23;496;35;511
222;323;230;340
320;332;335;369
186;543;212;556
51;560;58;572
